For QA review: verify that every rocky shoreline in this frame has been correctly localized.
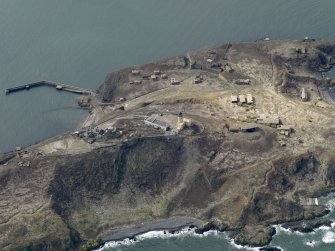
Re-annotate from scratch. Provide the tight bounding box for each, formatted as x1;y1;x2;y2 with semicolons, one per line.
98;209;334;251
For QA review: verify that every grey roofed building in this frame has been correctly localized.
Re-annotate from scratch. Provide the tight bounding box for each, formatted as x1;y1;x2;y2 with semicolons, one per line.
144;116;170;131
256;115;280;126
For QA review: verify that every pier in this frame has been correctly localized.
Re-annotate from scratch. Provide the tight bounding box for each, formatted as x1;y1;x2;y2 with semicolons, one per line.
5;80;95;95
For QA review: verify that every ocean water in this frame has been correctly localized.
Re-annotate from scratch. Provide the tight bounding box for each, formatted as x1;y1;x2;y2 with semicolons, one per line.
1;0;335;250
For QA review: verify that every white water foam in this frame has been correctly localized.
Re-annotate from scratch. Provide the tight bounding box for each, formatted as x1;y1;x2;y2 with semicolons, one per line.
96;227;213;251
227;238;271;251
325;196;335;210
322;231;335;244
96;227;279;251
305;240;319;247
274;225;305;236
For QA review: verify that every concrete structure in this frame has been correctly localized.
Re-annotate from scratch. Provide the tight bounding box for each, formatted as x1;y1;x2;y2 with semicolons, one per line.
193;77;202;84
234;79;251;85
161;74;168;79
170;78;180;85
150;75;158;80
144;116;170;131
229;127;240;133
134;80;142;85
131;70;140;75
154;70;161;75
175;116;191;132
231;95;238;103
239;95;246;104
5;80;94;95
301;88;308;101
256;115;280;127
246;94;253;104
277;125;292;136
240;123;258;132
224;64;234;73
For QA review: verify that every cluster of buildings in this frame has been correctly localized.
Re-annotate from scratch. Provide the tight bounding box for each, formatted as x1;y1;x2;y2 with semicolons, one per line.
229;114;292;136
130;69;168;85
74;126;120;144
205;59;234;73
131;68;185;86
231;94;254;105
256;115;292;136
18;161;30;167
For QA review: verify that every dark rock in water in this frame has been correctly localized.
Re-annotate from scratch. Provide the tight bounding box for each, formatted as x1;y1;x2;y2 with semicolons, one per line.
282;219;333;233
234;226;276;247
259;247;281;251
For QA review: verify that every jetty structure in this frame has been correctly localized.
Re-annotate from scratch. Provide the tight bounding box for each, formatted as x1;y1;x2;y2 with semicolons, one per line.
5;80;95;95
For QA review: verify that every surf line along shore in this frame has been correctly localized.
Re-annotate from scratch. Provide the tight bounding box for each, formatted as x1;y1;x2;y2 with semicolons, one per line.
5;80;96;96
101;216;204;243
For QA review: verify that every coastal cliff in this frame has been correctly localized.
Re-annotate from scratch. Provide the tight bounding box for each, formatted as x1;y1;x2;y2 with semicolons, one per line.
1;39;335;250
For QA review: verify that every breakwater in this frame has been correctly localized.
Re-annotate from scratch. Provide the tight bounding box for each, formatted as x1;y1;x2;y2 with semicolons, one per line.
5;80;95;95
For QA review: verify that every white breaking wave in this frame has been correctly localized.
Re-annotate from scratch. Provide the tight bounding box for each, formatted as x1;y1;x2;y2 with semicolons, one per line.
227;238;277;251
96;227;220;251
274;225;305;236
322;231;335;243
95;227;281;251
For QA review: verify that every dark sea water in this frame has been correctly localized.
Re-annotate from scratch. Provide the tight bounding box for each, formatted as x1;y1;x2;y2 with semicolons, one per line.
1;0;335;250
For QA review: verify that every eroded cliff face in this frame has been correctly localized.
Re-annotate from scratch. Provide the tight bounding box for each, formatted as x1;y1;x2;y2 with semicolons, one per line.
1;134;334;250
2;40;335;250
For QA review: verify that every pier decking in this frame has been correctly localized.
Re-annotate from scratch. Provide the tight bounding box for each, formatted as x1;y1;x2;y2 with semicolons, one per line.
5;80;95;95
